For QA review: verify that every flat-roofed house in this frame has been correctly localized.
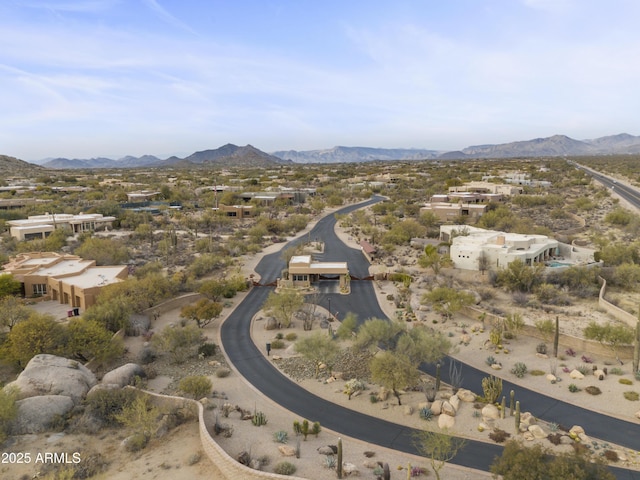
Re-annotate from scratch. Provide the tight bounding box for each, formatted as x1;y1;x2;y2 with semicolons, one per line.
8;213;115;241
3;252;128;310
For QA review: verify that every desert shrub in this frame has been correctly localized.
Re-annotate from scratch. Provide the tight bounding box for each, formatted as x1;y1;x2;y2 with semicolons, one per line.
0;385;19;443
273;461;297;475
270;339;285;349
198;342;217;357
215;367;231;378
609;367;624;375
125;432;148;452
623;391;639;401
138;346;157;365
510;362;528;378
84;388;139;425
152;324;203;363
530;370;545;376
285;333;298;341
585;386;602;395
619;378;633;385
275;332;284;340
568;384;581;393
604;449;619;462
485;355;496;366
489;428;511;443
536;343;547;354
178;375;213;399
576;364;591;376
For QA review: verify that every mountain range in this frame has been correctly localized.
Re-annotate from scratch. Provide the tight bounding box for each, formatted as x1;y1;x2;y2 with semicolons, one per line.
10;133;640;170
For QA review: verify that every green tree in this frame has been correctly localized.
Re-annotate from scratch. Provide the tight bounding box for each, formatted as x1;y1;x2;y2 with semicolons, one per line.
584;321;634;363
1;313;66;367
370;351;419;405
199;279;227;302
496;259;545;293
262;289;304;328
294;332;341;378
180;298;223;328
0;296;31;331
421;287;475;322
395;326;451;366
82;296;132;333
152;324;202;363
415;429;466;480
353;318;404;352
418;244;442;274
336;312;358;340
75;236;129;265
65;318;124;364
0;273;21;298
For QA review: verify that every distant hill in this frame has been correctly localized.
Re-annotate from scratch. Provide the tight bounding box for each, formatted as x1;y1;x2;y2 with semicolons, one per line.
0;155;44;175
441;133;640;159
39;144;287;169
178;144;288;167
272;146;440;163
21;132;640;169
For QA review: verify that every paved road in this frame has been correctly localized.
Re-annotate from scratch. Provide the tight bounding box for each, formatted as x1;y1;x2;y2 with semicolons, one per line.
572;161;640;210
221;197;640;479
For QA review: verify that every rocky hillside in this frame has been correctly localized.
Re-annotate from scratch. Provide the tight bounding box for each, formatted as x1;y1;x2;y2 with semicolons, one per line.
443;133;640;159
0;154;44;175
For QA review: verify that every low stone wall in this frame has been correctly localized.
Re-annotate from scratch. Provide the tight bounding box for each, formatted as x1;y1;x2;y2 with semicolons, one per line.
598;277;637;328
143;293;203;316
461;306;634;361
135;388;307;480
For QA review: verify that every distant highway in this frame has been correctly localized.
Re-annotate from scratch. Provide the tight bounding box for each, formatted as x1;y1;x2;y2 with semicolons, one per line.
572;161;640;210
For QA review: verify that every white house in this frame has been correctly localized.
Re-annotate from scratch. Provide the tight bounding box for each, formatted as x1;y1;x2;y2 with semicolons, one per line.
440;225;559;271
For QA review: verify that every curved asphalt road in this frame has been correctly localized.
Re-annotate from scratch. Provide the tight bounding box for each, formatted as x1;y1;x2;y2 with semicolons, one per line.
221;196;640;479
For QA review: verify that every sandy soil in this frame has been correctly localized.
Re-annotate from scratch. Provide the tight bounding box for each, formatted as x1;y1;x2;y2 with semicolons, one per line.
5;203;640;479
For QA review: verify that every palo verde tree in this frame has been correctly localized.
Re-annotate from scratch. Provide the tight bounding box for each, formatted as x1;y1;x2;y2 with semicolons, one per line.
415;428;466;480
0;273;21;298
294;331;341;378
0;296;31;332
495;258;545;293
180;298;223;328
357;319;451;405
584;321;634;364
262;289;304;328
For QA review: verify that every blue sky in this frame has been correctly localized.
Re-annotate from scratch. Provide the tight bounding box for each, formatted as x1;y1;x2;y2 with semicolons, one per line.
2;0;639;160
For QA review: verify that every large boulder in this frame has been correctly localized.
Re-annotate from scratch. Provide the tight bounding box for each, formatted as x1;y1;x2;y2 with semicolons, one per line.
101;363;146;387
11;395;74;434
6;354;96;403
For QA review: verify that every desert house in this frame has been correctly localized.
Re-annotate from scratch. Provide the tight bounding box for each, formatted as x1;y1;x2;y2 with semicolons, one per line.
8;213;115;241
3;252;128;311
440;225;597;271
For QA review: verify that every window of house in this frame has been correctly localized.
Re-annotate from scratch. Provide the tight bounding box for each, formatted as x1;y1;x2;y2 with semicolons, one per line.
33;284;47;296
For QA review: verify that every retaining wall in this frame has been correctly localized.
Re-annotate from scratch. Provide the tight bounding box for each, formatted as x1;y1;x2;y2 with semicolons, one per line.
134;388;308;480
597;277;637;328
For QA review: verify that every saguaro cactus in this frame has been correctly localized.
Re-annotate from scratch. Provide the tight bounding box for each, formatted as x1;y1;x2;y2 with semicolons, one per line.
515;401;521;434
435;363;441;392
509;390;515;416
633;319;640;374
500;396;506;419
553;316;560;358
337;438;343;479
